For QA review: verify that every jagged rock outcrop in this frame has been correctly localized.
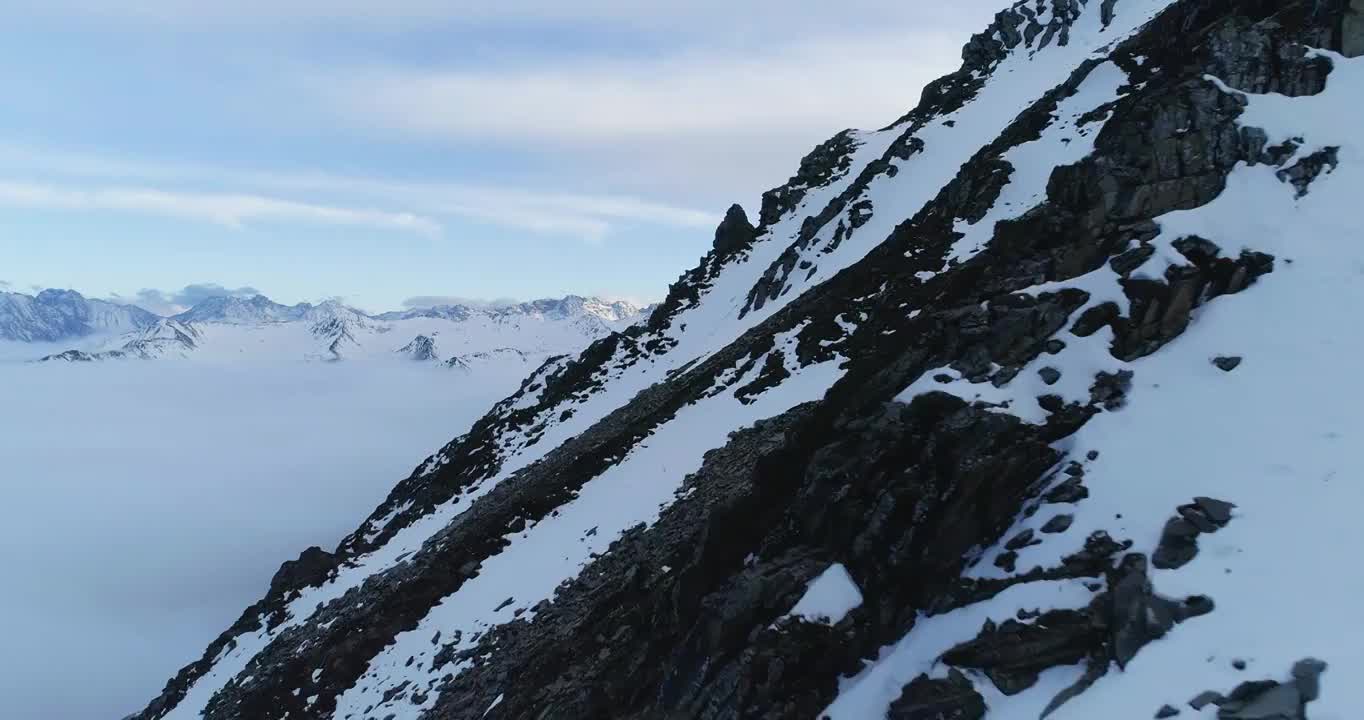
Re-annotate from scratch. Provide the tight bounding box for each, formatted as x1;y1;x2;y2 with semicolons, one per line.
135;2;1361;719
398;335;440;362
40;319;201;362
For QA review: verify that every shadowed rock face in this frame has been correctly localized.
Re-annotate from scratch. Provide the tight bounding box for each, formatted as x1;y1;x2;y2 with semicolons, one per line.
889;670;986;720
1345;0;1364;57
134;2;1356;719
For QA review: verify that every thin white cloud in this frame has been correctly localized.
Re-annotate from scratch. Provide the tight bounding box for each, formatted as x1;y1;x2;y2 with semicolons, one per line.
0;4;1002;219
292;29;975;201
15;1;994;31
401;295;519;309
0;144;716;242
0;180;442;236
313;32;965;147
107;283;264;316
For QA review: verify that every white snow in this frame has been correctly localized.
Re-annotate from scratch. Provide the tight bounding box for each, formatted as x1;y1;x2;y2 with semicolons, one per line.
841;49;1364;720
331;350;850;718
13;295;643;368
824;579;1098;719
784;563;864;626
946;60;1131;265
750;0;1176;315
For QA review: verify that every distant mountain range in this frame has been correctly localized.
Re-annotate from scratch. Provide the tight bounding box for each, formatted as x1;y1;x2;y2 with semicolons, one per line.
0;288;651;366
0;289;159;343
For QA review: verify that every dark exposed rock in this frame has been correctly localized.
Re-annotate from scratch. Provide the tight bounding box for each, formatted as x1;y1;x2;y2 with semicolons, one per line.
1033;553;1216;716
994;551;1019;573
1213;355;1243;372
1071;302;1121;337
1090;370;1134;411
1155;497;1237;569
1046;477;1089;504
1206;658;1328;720
758;131;859;228
1039;652;1110;718
1348;0;1364;57
1153;517;1203;570
888;670;986;720
1042;514;1074;534
713;204;759;254
849;200;876;229
1111;244;1157;276
1156;704;1181;718
1038;366;1062;385
1005;529;1039;551
1062;531;1129;572
267;547;336;598
1191;690;1227;710
1195;497;1236;526
1276;147;1339;197
1179;505;1219;534
941;609;1098;695
1109;554;1213;669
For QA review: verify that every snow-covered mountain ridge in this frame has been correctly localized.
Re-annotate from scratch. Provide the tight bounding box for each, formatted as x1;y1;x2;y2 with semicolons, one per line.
0;288;157;343
6;292;647;366
137;2;1364;719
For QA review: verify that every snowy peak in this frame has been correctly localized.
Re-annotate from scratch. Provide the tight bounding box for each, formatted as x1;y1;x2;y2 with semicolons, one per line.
171;294;311;325
42;318;200;362
27;292;646;366
397;335;440;362
445;347;532;372
301;300;371;326
166;293;370;328
0;288;157;342
375;296;647;328
514;295;642;324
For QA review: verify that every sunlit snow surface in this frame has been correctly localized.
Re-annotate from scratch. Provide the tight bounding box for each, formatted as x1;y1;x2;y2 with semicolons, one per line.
835;51;1364;720
784;563;865;625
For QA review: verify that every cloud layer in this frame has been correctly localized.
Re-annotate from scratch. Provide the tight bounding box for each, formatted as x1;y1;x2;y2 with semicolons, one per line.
400;295;520;309
109;283;263;315
0;180;441;236
0;360;531;720
17;1;990;32
0;145;716;243
322;33;961;145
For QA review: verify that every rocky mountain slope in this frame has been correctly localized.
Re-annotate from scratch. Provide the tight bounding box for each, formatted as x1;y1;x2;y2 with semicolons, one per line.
0;288;157;342
20;294;645;366
135;1;1364;719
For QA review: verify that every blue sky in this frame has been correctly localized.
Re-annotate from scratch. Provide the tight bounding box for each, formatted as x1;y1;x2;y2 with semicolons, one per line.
0;1;1001;314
